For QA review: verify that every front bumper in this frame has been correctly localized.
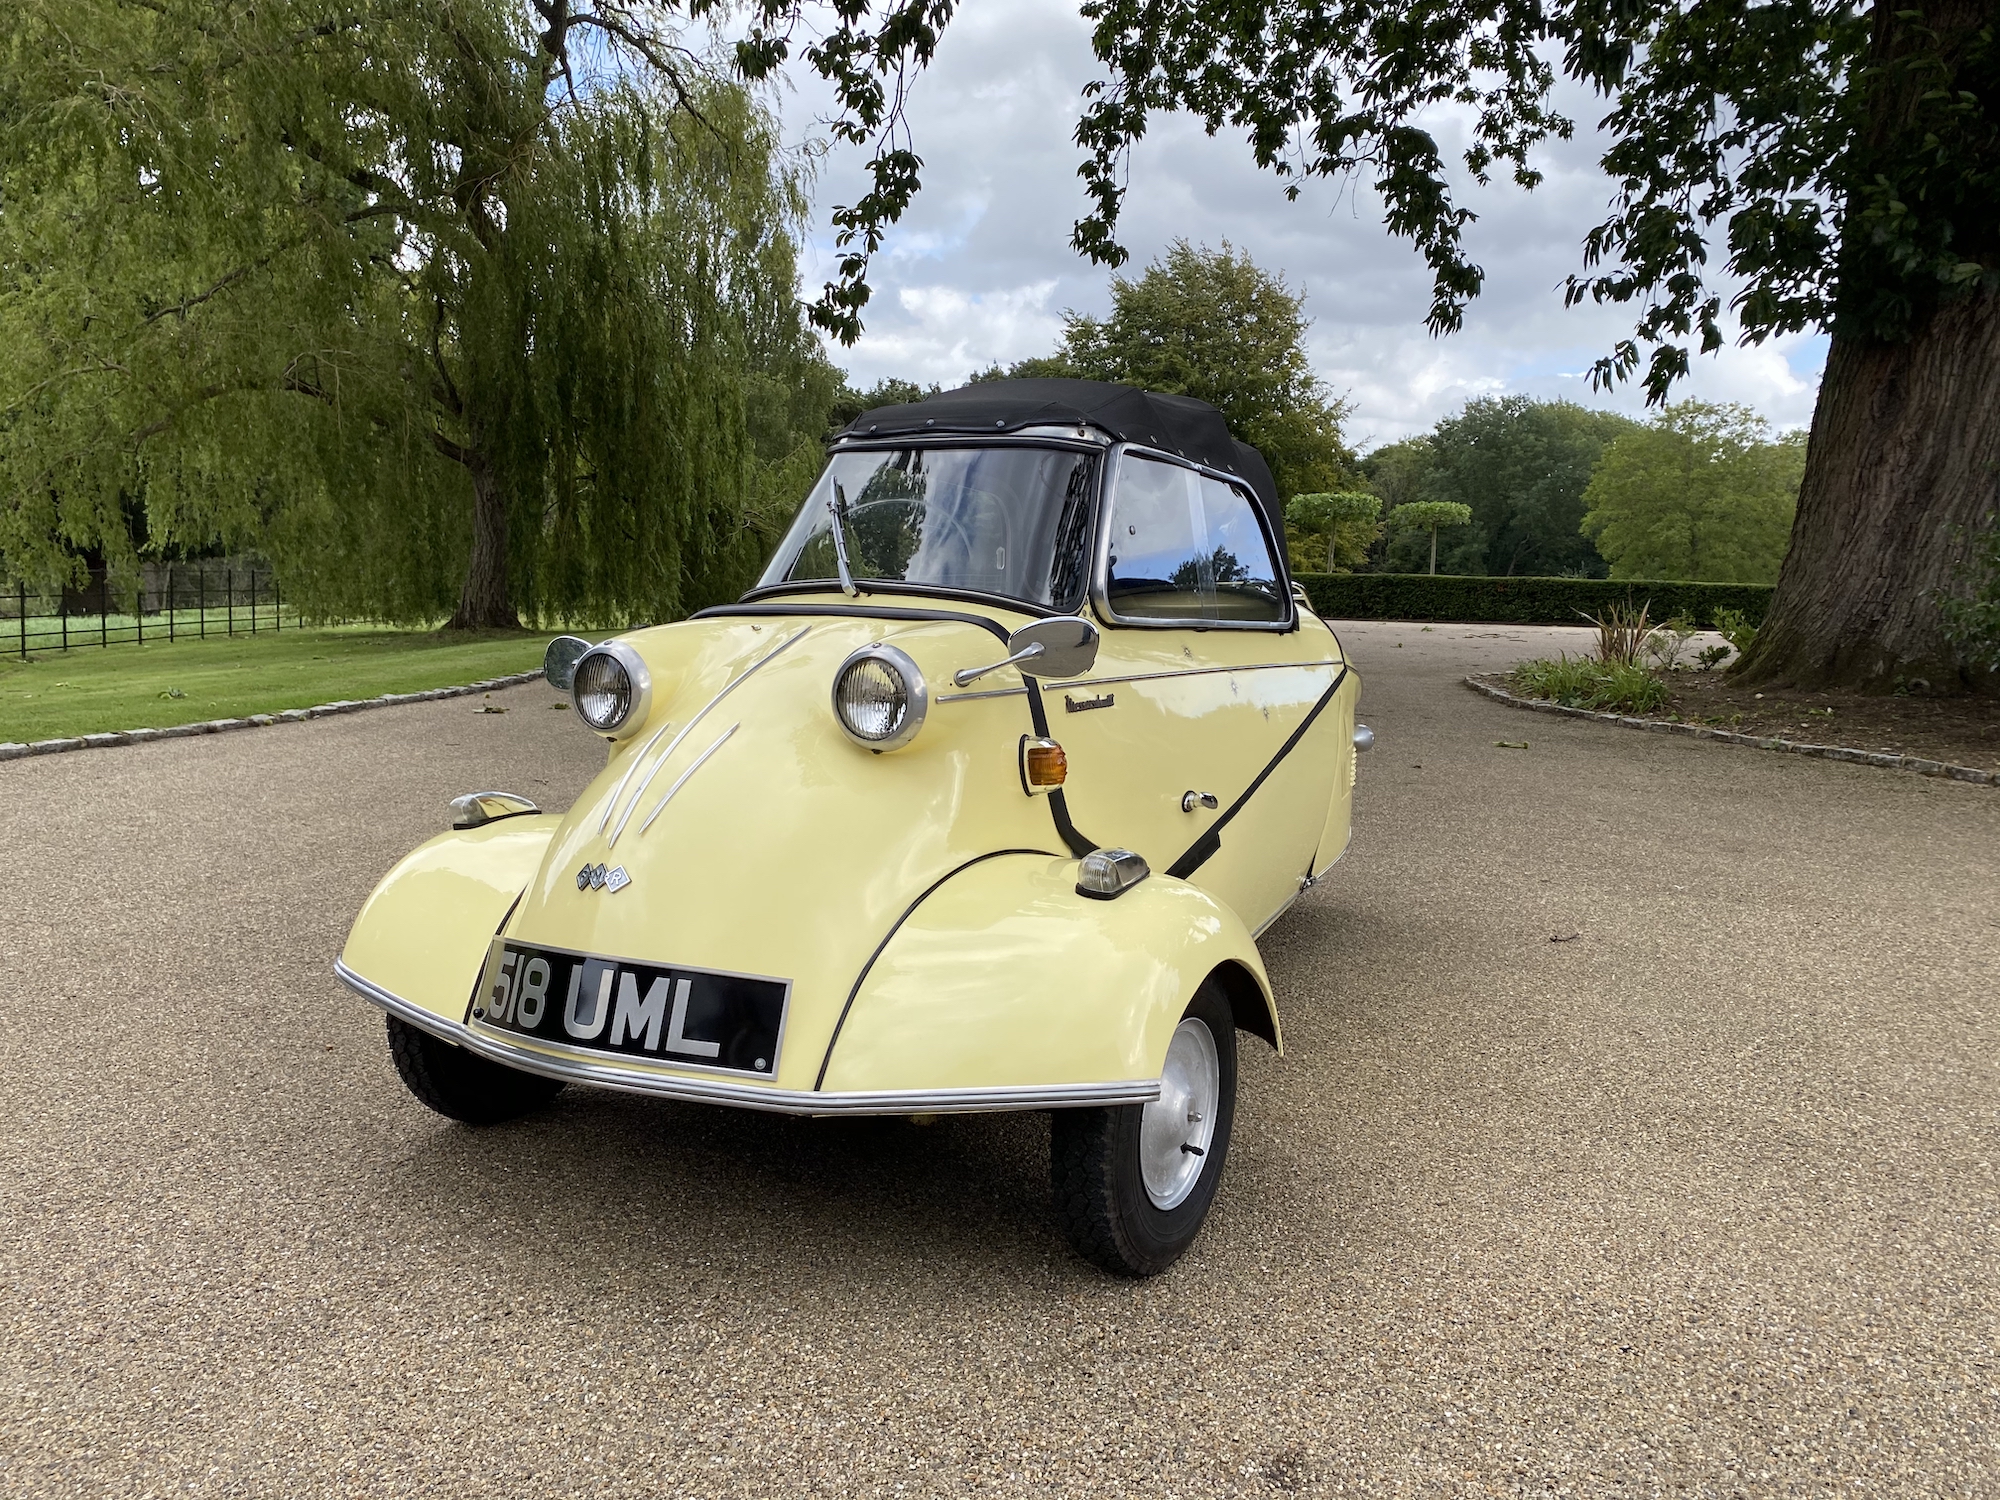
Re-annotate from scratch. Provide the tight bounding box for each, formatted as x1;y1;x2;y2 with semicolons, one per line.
336;960;1160;1116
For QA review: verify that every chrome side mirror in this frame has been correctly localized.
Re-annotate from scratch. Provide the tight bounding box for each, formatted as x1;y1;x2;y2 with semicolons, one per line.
954;617;1101;688
543;635;593;691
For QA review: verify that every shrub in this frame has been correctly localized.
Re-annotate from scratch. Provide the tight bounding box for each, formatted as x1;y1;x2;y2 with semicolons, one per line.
1582;600;1655;666
1939;513;2000;673
1509;656;1673;715
1711;606;1758;656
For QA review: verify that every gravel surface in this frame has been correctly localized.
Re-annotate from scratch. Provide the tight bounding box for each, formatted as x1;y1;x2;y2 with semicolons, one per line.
4;620;1996;1497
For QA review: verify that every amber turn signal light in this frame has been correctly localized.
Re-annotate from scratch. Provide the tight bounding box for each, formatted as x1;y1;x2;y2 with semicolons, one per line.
1020;736;1067;795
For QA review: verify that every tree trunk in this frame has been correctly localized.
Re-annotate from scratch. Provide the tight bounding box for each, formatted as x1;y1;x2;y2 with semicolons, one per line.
1735;288;2000;694
1428;526;1438;575
448;446;519;631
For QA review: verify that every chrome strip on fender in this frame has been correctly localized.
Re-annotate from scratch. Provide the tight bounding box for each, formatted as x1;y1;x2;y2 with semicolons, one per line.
607;625;809;847
935;686;1030;704
1042;658;1342;692
336;960;1158;1115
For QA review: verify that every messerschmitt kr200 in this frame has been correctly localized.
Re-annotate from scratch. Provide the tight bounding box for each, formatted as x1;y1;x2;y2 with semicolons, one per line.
337;379;1372;1276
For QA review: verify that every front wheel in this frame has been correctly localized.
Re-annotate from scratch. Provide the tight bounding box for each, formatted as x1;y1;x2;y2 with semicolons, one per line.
1051;983;1238;1276
386;1015;565;1124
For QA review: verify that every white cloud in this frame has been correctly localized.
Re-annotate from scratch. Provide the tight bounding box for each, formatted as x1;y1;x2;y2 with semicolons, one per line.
779;0;1825;444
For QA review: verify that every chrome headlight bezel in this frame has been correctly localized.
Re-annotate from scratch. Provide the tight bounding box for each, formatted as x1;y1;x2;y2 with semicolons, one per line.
570;640;652;739
831;644;928;751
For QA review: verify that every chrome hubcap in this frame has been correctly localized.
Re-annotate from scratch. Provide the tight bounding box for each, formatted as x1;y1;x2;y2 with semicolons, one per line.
1140;1018;1220;1209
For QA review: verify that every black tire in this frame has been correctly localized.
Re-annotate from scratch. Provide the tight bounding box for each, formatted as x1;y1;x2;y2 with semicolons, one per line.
1051;982;1238;1276
386;1014;565;1124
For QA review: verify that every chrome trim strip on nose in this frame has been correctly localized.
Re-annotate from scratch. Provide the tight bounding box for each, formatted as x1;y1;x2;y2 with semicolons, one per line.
605;625;809;848
598;720;675;836
637;723;739;836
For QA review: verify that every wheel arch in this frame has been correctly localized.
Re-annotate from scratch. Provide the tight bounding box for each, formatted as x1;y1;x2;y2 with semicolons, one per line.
1206;958;1282;1054
819;853;1280;1096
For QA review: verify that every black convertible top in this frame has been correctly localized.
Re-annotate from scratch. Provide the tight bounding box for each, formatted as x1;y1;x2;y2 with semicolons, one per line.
839;378;1285;547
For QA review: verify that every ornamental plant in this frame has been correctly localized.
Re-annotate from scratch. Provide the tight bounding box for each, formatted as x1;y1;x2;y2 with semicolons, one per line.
1285;491;1381;573
1386;501;1474;575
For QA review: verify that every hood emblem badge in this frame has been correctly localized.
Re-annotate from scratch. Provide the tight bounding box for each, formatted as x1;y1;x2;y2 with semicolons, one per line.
576;863;631;894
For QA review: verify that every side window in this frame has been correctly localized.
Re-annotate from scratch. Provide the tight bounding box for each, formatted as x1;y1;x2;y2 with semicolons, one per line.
1103;455;1286;623
1197;475;1286;622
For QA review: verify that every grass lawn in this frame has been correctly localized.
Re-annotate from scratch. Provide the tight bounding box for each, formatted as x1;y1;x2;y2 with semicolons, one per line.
0;626;551;743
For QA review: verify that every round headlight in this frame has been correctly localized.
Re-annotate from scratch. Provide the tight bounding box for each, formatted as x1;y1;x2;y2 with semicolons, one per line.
832;645;928;750
571;642;650;737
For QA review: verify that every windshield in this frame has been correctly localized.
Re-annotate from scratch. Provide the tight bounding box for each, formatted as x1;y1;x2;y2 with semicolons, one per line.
758;446;1097;610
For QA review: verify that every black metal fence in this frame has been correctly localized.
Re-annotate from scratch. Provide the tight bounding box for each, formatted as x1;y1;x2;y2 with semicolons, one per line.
3;563;299;659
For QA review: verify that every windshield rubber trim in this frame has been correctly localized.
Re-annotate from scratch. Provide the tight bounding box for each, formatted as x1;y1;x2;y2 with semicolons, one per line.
688;602;1100;859
813;847;1058;1091
1165;663;1350;880
737;580;1067;618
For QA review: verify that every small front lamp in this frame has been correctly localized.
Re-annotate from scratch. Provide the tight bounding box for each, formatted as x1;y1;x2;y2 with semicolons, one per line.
1076;847;1149;901
1020;737;1067;795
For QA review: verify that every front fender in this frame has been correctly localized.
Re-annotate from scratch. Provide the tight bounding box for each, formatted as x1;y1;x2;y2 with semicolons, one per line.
819;854;1279;1096
339;816;560;1024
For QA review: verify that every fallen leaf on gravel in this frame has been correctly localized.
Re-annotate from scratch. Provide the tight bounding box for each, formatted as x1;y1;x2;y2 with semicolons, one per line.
477;705;507;714
1550;932;1580;943
1496;740;1529;749
548;701;568;710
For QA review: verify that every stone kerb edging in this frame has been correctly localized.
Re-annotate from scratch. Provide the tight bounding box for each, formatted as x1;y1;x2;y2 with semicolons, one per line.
1465;673;2000;788
0;669;544;763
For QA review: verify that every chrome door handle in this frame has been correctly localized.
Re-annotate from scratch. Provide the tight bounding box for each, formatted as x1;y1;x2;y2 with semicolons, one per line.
1181;790;1219;813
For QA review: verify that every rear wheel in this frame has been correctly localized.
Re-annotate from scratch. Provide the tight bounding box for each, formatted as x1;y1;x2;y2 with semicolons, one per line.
1051;983;1238;1276
386;1015;565;1124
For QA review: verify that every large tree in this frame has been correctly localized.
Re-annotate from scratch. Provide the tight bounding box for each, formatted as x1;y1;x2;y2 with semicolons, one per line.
1582;403;1807;583
991;240;1355;499
739;0;1998;692
1;0;836;628
1373;396;1636;576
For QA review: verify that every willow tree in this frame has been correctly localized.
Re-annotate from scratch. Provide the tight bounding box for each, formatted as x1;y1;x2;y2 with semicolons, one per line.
1;0;835;627
734;0;1997;693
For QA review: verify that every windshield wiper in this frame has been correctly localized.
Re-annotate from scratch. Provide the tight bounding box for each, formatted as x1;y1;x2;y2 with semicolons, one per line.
828;480;860;597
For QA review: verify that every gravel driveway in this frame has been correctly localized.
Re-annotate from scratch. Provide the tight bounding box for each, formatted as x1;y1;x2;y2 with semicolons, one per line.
4;622;1996;1497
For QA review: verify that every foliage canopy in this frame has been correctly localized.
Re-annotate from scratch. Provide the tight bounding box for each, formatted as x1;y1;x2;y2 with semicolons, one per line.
992;241;1354;502
1284;490;1380;572
754;0;1997;404
0;0;838;626
1363;397;1637;576
1581;403;1806;583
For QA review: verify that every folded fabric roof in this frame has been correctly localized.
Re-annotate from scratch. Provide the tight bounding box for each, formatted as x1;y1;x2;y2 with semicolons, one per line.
839;378;1284;548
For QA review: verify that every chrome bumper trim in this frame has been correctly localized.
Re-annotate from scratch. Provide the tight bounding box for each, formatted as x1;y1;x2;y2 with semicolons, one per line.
335;960;1160;1115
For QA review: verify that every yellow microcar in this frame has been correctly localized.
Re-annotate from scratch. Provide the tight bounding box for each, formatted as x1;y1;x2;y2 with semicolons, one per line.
337;379;1370;1275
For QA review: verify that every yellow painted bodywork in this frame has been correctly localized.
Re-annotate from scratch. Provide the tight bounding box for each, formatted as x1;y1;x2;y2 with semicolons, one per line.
338;589;1361;1105
342;815;560;1019
824;855;1271;1092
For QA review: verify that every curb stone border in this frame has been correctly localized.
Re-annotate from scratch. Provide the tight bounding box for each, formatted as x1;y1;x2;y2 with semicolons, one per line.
1464;674;2000;788
0;670;544;763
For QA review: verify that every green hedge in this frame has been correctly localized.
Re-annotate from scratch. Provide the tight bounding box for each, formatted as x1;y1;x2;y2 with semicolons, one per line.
1296;572;1774;626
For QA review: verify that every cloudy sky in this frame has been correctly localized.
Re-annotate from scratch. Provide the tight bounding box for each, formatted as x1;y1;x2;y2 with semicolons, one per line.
773;0;1826;449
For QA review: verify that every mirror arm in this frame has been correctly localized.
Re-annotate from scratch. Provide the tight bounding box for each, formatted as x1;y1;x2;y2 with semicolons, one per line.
828;481;860;598
953;640;1045;688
